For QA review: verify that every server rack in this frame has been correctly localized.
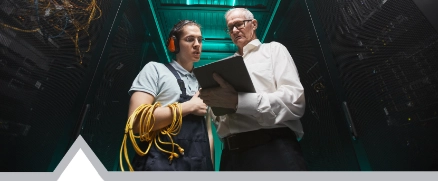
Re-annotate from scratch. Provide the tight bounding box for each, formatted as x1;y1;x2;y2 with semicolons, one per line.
264;0;438;170
0;0;153;171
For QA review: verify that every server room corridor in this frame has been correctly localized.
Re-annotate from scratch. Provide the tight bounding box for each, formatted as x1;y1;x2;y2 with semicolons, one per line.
1;0;438;172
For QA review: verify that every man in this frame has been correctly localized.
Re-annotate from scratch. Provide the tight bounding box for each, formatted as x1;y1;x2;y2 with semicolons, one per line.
200;8;307;171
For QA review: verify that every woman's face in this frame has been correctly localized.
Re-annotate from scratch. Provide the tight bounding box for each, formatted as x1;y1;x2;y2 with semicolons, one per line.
176;25;202;63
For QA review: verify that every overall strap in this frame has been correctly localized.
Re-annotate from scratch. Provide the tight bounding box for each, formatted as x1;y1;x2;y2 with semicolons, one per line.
164;63;187;97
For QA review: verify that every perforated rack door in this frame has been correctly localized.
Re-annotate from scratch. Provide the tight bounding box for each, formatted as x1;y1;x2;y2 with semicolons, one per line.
263;0;362;171
78;0;154;171
0;0;120;171
311;0;438;170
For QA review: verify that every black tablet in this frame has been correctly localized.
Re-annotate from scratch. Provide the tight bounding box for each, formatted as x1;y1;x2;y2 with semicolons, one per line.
194;55;255;116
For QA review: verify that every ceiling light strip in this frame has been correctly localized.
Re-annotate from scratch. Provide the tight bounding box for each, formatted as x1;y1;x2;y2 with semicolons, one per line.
148;0;170;62
261;0;281;43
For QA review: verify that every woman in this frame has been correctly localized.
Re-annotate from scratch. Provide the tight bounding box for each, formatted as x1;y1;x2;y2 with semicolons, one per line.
122;20;213;171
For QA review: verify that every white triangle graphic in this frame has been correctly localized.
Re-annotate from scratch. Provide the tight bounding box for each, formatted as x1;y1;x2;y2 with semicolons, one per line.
57;148;104;181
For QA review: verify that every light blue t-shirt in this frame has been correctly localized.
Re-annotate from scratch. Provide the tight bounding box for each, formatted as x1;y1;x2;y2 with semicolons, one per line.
129;60;199;106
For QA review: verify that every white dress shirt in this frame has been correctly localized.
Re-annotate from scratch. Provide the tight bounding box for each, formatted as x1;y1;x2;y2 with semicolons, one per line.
212;39;305;140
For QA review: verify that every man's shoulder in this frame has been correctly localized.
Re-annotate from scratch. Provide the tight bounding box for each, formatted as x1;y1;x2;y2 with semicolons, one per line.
262;41;285;47
260;41;287;51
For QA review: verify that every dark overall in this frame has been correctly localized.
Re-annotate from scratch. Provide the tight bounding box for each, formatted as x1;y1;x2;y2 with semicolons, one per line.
132;63;213;171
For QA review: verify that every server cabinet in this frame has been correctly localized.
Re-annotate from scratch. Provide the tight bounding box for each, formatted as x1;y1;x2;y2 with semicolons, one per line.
0;0;128;171
78;0;157;171
307;0;438;170
264;0;362;171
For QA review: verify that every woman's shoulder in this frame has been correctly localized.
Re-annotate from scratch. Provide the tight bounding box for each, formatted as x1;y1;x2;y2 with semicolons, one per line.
144;61;166;68
142;61;170;73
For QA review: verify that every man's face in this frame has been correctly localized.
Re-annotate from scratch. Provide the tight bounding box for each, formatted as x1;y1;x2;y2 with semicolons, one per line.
177;25;202;62
226;10;257;49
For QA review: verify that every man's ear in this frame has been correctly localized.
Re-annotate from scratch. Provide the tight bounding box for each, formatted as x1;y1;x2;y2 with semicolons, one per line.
252;19;258;30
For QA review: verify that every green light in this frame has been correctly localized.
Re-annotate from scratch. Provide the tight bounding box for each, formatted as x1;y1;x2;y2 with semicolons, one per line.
186;0;234;6
148;0;170;62
202;42;237;51
262;0;281;43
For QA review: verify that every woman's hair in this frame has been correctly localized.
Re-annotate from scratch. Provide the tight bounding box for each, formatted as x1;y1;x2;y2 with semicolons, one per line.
169;20;201;40
166;20;201;54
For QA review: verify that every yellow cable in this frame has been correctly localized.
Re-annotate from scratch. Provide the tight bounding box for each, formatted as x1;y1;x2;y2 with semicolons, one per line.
0;22;40;33
120;102;183;171
1;0;101;64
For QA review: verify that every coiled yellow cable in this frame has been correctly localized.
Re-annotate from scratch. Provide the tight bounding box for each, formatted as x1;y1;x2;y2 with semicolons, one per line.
119;102;183;171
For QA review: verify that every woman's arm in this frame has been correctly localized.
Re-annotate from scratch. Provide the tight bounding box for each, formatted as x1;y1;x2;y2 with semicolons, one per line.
128;91;207;133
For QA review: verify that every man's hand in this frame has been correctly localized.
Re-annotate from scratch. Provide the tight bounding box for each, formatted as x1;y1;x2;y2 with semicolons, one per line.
200;73;238;109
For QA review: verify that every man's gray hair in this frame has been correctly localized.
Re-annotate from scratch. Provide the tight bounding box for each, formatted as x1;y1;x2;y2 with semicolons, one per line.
224;8;254;20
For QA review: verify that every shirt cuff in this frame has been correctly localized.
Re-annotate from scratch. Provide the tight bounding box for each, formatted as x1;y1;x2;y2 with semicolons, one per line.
235;92;259;115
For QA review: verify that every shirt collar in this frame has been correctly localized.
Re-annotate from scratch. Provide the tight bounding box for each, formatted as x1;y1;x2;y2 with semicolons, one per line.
170;59;195;77
235;39;261;57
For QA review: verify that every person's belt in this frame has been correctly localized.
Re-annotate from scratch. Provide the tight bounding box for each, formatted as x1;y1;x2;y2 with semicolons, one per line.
223;127;296;151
